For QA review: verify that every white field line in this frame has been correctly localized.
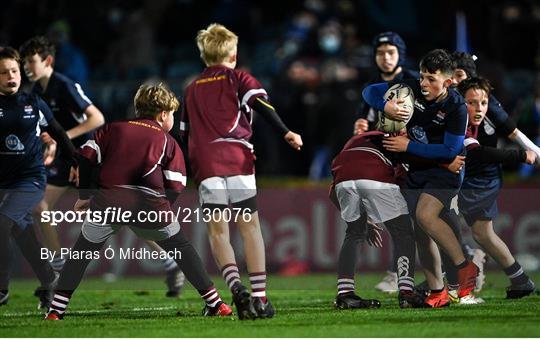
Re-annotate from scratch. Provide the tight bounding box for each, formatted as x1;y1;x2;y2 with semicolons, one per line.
2;305;177;317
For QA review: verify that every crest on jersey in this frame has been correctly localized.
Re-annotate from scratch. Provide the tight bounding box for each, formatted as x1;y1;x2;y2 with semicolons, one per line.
5;134;24;151
24;105;33;114
483;118;496;135
0;108;3;117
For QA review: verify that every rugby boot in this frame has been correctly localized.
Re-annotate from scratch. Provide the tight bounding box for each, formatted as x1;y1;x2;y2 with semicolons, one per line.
202;301;233;316
334;292;381;309
424;288;450;308
506;279;536;299
457;261;479;298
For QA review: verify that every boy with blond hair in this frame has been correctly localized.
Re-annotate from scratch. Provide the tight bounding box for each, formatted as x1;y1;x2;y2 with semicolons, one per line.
181;23;303;319
45;83;232;320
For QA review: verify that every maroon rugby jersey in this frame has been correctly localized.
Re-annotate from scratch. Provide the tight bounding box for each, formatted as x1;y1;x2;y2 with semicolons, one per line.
181;65;268;184
79;118;186;228
331;131;399;185
464;125;480;151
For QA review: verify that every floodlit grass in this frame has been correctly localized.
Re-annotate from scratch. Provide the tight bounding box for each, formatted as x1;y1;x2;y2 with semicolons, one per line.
1;273;539;337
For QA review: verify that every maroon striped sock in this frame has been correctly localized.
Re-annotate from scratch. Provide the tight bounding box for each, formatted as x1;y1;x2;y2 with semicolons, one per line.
249;271;267;303
49;291;72;315
198;286;222;308
221;263;241;291
337;276;355;295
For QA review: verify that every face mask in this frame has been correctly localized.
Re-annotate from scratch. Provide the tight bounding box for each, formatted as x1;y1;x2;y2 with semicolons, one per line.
108;9;123;25
319;35;341;53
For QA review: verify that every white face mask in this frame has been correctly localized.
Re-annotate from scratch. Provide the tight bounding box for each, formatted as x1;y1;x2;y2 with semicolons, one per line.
319;34;341;53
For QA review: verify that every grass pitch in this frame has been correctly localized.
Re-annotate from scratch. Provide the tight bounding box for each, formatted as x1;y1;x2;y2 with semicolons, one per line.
1;273;539;337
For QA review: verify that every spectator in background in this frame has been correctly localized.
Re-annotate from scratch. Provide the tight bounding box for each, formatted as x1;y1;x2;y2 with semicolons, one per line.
105;9;157;80
307;20;361;180
273;10;319;73
263;59;319;176
47;20;89;88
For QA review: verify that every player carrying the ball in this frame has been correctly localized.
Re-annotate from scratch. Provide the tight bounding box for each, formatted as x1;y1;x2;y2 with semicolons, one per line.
362;49;479;307
330;122;466;308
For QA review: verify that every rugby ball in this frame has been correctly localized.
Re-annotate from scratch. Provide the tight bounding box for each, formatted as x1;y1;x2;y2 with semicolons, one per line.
376;83;415;133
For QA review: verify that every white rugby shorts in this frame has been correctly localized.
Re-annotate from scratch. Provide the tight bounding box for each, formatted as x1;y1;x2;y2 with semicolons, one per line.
335;179;408;223
198;174;257;206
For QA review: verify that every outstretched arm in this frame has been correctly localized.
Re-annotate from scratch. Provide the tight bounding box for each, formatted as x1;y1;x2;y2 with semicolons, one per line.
65;105;105;139
250;97;303;151
509;129;540;165
466;138;535;165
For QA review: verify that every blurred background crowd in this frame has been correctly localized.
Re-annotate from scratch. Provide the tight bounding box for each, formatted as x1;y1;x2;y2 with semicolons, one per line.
2;0;540;180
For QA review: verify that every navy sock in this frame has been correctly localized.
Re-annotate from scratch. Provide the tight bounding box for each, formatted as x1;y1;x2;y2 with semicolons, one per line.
503;261;529;286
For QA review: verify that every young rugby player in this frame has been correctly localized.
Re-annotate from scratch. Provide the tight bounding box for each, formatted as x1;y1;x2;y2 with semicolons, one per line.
0;46;76;309
19;36;104;272
457;76;537;298
353;32;419;292
438;52;539;300
181;23;302;319
354;32;418;136
45;83;232;320
451;51;540;164
20;36;185;298
363;49;479;307
330;128;465;308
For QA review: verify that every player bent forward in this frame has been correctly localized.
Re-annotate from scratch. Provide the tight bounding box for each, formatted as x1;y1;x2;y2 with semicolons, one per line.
330;129;464;308
45;83;232;320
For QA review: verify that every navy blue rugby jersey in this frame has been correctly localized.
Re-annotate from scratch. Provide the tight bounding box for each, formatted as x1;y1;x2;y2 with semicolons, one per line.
476;94;512;148
32;72;92;147
0;92;54;183
463;94;512;179
398;78;468;146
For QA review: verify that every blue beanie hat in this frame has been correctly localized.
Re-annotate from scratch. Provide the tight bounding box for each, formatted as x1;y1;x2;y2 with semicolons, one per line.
373;32;407;66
